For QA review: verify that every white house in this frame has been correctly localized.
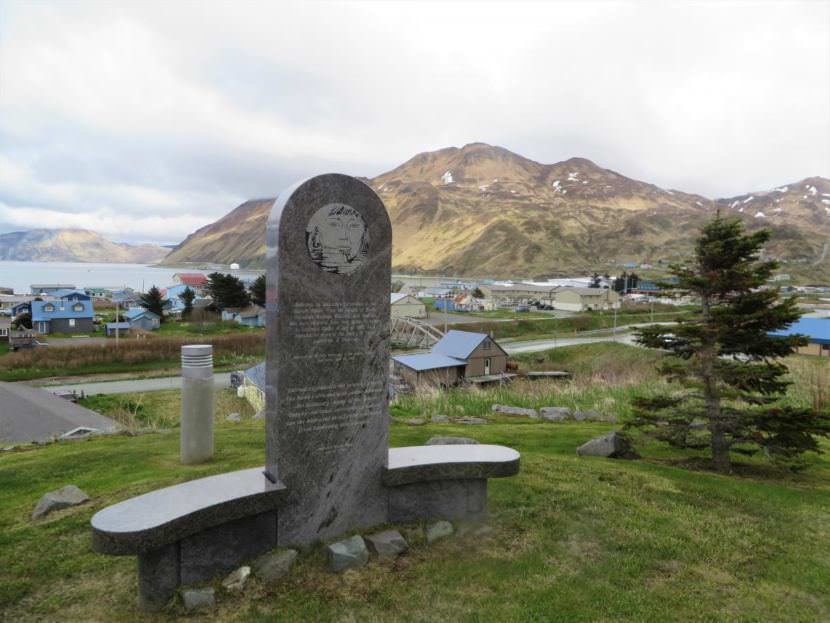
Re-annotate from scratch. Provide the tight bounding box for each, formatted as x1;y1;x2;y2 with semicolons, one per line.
390;293;427;319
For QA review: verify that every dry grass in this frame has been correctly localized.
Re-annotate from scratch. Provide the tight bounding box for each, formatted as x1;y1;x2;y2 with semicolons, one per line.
0;333;264;380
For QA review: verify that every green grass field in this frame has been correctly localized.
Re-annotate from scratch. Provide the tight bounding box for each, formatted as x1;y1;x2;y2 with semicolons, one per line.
1;344;828;621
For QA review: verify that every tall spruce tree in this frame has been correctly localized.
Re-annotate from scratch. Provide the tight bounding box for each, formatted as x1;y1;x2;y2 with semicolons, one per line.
249;275;266;307
139;286;165;323
629;214;830;472
181;286;196;318
206;273;250;310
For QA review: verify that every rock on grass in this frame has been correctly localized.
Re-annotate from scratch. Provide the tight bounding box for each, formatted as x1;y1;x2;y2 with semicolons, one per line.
32;485;90;520
253;549;298;582
365;530;409;558
327;535;369;573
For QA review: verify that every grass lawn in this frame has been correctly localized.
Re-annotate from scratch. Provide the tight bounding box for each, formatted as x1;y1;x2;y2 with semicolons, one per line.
1;344;828;621
451;308;694;343
156;321;264;337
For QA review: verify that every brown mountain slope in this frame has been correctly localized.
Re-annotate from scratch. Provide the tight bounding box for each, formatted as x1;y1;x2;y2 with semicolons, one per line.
162;199;273;267
0;229;170;263
161;143;830;279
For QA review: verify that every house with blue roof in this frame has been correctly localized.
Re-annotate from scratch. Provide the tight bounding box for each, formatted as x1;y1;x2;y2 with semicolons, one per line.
770;318;830;357
49;289;91;302
123;308;161;331
392;330;509;388
31;299;95;335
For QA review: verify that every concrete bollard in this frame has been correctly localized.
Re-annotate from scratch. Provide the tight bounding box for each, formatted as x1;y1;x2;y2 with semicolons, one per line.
180;345;214;464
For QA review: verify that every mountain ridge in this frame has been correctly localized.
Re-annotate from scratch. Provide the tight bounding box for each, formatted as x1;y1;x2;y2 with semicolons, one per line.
0;228;171;264
160;143;830;279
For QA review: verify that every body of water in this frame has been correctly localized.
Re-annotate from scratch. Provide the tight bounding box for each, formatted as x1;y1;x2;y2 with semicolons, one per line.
0;261;262;294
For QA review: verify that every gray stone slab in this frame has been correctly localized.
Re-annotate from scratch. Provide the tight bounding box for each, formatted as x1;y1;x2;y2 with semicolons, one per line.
576;431;639;459
253;549;298;582
426;520;454;544
265;174;391;546
32;484;90;519
365;529;408;558
383;445;520;487
327;535;369;572
491;404;539;418
91;467;286;555
388;479;487;523
180;511;277;585
181;587;214;611
137;542;180;612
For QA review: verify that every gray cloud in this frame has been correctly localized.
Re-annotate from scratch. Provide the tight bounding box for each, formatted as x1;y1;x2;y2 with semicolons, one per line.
0;0;828;243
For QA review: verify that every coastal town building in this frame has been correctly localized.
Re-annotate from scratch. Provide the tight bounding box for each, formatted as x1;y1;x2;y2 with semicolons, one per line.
123;308;161;331
771;318;830;357
30;284;77;295
31;299;95;335
390;293;427;318
392;330;509;388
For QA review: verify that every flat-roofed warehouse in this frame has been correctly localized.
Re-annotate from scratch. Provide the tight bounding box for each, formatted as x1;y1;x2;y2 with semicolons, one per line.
478;284;620;311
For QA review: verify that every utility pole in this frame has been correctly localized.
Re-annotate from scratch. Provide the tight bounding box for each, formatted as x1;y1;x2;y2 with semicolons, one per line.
613;306;617;335
443;294;448;335
115;299;119;349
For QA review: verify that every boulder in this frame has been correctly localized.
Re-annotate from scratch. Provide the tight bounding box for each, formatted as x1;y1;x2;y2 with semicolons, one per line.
426;520;454;544
327;535;369;573
430;414;451;424
603;415;619;424
540;407;572;422
576;431;639;459
574;410;602;422
225;413;242;423
457;417;487;425
253;549;298;582
221;566;250;592
32;485;90;520
491;404;539;419
425;436;479;446
365;530;409;558
181;588;215;611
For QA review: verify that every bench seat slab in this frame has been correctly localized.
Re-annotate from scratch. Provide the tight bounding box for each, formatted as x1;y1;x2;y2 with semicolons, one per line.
383;444;520;487
91;467;287;555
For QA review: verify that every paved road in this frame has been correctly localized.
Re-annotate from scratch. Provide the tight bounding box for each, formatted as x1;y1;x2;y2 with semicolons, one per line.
45;372;233;396
0;381;118;443
504;332;638;354
503;322;675;354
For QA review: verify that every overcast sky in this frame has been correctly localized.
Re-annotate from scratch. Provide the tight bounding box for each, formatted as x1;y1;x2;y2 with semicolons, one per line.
1;1;828;245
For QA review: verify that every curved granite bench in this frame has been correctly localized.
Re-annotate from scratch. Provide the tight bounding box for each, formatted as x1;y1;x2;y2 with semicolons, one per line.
91;468;287;611
90;446;519;611
384;444;520;523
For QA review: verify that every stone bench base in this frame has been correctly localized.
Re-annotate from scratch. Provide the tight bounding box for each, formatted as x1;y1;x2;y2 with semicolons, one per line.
388;479;488;523
91;445;520;611
138;511;277;610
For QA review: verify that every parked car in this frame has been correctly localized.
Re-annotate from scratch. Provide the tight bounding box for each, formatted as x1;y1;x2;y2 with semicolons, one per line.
515;305;530;312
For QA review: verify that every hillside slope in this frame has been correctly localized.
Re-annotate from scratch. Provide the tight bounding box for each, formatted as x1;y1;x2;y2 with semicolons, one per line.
161;143;830;279
0;229;170;264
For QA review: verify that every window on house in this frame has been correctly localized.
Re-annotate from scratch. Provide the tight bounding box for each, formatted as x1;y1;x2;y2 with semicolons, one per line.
73;304;83;312
44;304;54;312
69;319;75;328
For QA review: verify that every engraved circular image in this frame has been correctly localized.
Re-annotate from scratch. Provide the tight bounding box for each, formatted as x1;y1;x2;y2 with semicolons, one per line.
305;203;368;275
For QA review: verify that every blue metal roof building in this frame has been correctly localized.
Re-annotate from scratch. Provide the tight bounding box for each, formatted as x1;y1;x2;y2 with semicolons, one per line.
392;353;465;372
770;318;830;345
31;299;94;321
432;330;489;360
